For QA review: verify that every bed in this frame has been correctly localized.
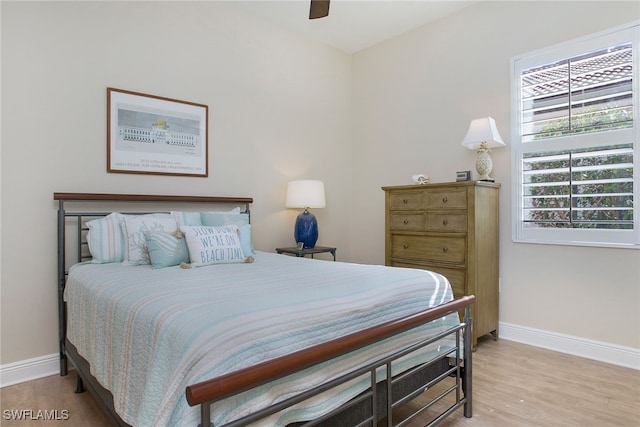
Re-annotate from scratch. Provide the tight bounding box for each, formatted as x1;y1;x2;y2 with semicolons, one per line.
55;192;473;427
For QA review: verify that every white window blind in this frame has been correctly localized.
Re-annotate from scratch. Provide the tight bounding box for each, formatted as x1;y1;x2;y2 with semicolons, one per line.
522;144;634;229
512;22;639;248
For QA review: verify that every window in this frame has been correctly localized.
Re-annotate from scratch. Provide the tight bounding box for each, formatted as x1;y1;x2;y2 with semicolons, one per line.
512;22;639;248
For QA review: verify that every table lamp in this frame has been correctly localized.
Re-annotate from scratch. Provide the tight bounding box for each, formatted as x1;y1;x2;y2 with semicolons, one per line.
286;180;325;248
461;117;506;182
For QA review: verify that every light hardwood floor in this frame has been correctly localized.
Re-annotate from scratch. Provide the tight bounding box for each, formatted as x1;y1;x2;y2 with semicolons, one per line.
1;338;639;426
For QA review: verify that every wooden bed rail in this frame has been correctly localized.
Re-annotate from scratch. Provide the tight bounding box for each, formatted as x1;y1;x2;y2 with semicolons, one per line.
186;295;474;407
54;192;253;204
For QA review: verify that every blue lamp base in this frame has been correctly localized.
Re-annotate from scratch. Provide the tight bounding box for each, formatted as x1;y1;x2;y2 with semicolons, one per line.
294;210;319;248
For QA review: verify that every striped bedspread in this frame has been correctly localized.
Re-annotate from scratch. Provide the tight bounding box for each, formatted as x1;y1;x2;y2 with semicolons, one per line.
64;251;459;427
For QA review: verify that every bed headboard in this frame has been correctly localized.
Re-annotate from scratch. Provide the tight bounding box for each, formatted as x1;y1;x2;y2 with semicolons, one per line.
55;192;253;268
54;192;253;375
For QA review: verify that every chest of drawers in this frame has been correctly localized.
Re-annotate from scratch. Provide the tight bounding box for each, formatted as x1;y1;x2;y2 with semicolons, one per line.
383;181;500;348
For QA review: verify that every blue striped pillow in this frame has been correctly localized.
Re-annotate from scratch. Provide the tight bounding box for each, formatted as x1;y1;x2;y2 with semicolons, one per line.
86;213;125;263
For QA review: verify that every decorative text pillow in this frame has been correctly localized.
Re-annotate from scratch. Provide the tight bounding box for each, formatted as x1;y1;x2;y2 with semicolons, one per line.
180;225;247;266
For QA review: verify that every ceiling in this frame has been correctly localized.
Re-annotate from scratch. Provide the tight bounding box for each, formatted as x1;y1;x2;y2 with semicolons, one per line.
227;0;480;53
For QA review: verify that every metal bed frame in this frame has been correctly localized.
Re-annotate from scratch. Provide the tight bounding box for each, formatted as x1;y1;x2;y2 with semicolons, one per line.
55;192;473;427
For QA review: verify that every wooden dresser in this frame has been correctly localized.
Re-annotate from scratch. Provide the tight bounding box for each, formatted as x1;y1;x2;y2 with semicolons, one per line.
382;181;500;347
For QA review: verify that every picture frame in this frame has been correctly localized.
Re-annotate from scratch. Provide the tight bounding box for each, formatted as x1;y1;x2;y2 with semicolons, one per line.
107;87;208;177
456;170;472;182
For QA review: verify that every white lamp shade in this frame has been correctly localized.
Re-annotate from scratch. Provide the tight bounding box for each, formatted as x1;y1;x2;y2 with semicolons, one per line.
461;117;506;150
286;180;326;209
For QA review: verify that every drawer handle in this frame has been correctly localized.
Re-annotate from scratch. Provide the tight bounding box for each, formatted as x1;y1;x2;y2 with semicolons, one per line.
403;199;409;204
442;247;448;253
442;197;448;203
442;219;449;226
403;219;409;225
403;244;409;249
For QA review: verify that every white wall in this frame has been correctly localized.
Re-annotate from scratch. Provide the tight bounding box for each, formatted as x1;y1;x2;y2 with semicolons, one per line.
0;1;353;365
351;1;640;350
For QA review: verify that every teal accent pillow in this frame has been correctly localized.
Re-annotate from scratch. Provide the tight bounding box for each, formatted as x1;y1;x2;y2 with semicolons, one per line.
238;224;255;256
201;211;249;227
120;214;178;265
170;211;203;227
144;231;190;269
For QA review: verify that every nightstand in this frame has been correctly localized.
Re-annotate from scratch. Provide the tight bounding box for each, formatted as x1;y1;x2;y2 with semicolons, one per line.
275;246;337;261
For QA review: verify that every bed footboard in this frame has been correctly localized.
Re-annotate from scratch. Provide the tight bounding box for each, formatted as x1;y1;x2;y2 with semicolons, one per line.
186;295;474;427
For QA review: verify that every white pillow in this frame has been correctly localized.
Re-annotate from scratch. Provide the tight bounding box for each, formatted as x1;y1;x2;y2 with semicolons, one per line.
180;225;247;266
86;212;125;263
120;214;178;265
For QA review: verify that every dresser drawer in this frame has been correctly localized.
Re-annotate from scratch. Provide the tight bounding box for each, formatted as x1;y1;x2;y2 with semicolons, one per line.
427;214;467;232
391;261;466;296
391;235;466;264
388;191;425;210
425;265;466;296
389;213;426;231
426;189;467;209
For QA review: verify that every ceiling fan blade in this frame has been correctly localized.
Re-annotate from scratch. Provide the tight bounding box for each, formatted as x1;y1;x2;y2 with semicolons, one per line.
309;0;330;19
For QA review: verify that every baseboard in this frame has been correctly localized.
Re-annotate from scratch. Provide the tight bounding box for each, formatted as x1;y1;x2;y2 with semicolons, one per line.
0;353;60;388
499;321;640;370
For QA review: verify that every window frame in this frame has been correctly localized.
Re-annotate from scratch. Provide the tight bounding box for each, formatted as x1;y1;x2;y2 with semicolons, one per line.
511;21;640;249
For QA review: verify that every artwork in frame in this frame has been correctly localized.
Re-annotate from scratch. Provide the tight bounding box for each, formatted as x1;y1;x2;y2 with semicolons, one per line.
107;87;208;177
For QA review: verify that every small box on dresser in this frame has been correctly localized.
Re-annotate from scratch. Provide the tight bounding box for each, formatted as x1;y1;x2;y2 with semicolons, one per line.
382;181;500;348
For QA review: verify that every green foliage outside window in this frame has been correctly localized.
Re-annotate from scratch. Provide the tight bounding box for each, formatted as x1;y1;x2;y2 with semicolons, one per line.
525;107;634;229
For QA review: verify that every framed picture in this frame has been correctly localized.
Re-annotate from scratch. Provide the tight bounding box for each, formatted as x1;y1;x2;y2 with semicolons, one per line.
456;170;472;182
107;87;208;177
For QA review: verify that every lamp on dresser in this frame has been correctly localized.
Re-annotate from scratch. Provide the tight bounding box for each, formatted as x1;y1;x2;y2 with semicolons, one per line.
286;180;326;249
461;116;506;182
